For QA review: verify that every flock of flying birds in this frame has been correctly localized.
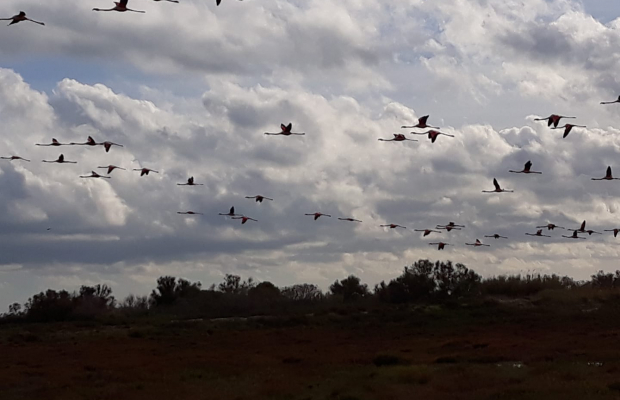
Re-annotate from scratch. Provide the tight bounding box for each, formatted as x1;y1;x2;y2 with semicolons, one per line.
3;3;620;252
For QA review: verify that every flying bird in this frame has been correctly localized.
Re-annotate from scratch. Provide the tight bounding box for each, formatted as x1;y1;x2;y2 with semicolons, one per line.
1;156;30;162
245;195;273;203
534;114;575;128
380;224;406;229
219;207;238;217
338;217;362;222
305;213;331;220
1;11;45;26
153;0;179;2
80;171;111;179
178;211;203;215
429;242;450;250
378;134;417;142
601;96;620;105
264;123;304;136
177;177;203;186
102;141;123;153
93;0;146;12
414;229;441;236
562;230;585;240
232;216;257;224
70;136;98;146
466;239;490;247
42;154;77;164
591;166;620;181
98;165;125;174
410;130;454;143
401;115;439;129
575;220;587;233
509;161;542;174
216;0;243;5
36;138;64;147
536;223;564;231
584;230;602;236
436;222;464;232
485;234;508;239
525;230;550;238
553;124;586;139
482;178;513;193
604;229;620;238
133;168;159;176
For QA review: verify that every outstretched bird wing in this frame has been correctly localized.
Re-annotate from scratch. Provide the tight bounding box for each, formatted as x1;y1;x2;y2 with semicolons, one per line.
493;178;500;191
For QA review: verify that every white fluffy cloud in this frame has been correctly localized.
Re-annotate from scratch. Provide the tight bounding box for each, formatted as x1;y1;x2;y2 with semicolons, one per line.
1;0;620;306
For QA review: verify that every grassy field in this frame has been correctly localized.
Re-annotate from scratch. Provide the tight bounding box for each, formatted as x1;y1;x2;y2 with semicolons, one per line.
2;300;620;400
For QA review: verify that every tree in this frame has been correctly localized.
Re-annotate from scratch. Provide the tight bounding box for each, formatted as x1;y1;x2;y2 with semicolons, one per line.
217;275;255;295
281;284;323;302
8;303;21;315
248;281;281;301
24;289;74;322
150;276;202;306
329;275;369;301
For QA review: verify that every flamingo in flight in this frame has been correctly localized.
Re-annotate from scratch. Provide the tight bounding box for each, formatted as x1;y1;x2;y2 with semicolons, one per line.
414;229;441;236
574;220;587;233
401;115;439;129
70;136;98;146
429;242;450;250
591;166;620;181
553;124;586;139
525;230;550;238
177;177;203;186
232;216;258;225
466;239;490;247
562;230;585;240
216;0;244;5
536;223;564;231
1;156;30;162
1;11;45;26
604;229;620;238
411;130;454;143
584;230;602;236
80;171;110;179
378;134;417;142
534;114;575;128
380;224;406;229
482;178;513;193
338;217;362;222
436;222;464;232
36;138;65;147
153;0;179;3
265;123;304;136
102;141;123;153
134;168;158;176
219;207;238;217
245;195;273;203
93;0;145;13
42;154;77;164
485;234;508;239
305;213;331;220
601;96;620;105
178;211;203;215
98;165;125;174
509;161;542;174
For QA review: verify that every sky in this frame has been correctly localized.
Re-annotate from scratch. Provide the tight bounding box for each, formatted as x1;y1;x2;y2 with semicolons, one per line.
2;0;620;308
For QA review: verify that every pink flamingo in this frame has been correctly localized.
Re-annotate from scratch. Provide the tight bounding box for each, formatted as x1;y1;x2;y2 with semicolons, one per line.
265;123;305;136
245;195;273;203
378;134;416;142
338;217;362;222
591;166;620;181
232;216;258;224
525;230;550;238
93;0;145;13
604;228;620;238
601;96;620;105
36;138;65;147
1;11;45;26
178;211;204;215
584;230;602;236
133;168;158;176
1;156;30;162
534;114;575;128
509;161;542;174
380;224;406;229
553;124;586;139
466;239;490;247
219;207;238;217
436;222;464;232
305;213;331;220
562;230;585;240
102;141;123;153
80;171;111;179
415;229;441;236
485;234;508;239
401;115;439;129
98;165;125;174
482;178;513;193
429;242;450;250
70;136;98;146
536;223;564;231
574;220;587;233
42;154;77;164
411;130;454;143
177;177;203;186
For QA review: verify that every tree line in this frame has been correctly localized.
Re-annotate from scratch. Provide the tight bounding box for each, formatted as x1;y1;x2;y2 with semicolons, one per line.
3;259;620;323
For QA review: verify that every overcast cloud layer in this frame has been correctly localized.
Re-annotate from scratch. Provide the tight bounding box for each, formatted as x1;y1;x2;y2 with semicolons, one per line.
2;0;620;307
